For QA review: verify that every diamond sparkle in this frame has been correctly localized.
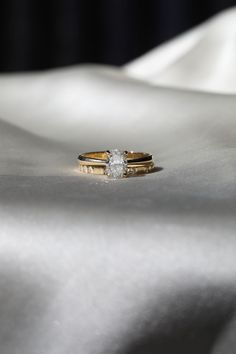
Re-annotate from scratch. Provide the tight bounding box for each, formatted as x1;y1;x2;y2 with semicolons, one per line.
106;149;127;179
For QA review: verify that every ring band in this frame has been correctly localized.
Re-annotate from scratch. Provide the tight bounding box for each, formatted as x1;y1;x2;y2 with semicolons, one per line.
78;149;155;178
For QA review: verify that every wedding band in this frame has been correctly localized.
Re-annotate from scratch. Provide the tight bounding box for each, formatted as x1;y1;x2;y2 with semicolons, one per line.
78;149;155;178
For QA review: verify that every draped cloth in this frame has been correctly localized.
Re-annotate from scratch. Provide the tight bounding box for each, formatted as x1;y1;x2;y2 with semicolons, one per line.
0;8;236;354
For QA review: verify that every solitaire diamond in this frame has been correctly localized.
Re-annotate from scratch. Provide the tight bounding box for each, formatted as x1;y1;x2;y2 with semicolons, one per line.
106;149;127;178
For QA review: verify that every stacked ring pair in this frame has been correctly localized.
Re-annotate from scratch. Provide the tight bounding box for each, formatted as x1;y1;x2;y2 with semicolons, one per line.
78;149;155;179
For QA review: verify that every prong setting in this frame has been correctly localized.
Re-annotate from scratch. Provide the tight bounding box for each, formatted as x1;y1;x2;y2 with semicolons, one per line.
106;149;127;179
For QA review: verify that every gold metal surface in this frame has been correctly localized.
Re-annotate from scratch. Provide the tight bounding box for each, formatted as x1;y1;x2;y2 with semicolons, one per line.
78;150;155;177
78;161;155;176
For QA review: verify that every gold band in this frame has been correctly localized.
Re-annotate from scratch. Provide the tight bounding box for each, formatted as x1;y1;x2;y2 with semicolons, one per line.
78;161;154;176
78;150;155;178
78;151;153;164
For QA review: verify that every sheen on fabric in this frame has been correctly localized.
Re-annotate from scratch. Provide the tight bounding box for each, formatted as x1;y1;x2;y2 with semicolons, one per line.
0;8;236;354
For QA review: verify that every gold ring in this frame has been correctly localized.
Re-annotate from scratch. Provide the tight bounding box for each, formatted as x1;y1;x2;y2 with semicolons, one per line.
78;149;155;178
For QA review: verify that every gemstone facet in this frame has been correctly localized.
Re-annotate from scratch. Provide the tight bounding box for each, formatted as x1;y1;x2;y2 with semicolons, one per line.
106;149;127;178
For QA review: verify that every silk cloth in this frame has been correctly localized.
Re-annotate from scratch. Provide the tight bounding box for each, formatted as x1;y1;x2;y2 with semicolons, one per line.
0;7;236;354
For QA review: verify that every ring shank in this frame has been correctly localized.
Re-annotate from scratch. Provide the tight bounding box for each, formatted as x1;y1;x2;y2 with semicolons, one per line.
78;151;152;164
78;150;155;177
78;162;155;176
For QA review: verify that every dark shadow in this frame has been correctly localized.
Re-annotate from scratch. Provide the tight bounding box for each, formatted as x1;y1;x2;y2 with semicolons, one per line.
148;166;163;174
123;285;235;354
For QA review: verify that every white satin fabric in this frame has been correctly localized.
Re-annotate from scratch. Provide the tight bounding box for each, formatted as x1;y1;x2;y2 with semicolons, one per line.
0;7;236;354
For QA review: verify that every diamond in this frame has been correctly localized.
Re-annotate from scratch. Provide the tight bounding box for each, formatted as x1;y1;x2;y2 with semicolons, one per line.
106;149;127;179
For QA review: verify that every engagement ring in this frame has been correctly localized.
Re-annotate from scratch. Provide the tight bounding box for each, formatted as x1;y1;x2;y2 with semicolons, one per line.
78;149;155;179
